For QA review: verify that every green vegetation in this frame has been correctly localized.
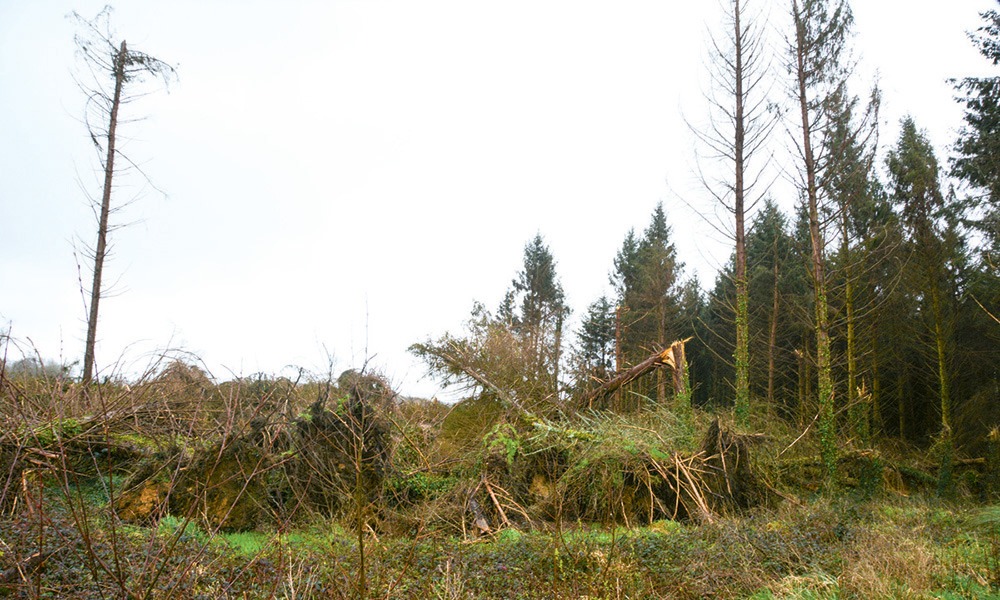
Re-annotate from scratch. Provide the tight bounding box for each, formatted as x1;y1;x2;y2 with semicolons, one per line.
2;1;999;598
3;473;999;598
3;358;998;597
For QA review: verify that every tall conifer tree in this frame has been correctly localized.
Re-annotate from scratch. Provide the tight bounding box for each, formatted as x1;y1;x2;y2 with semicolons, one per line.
887;117;958;493
787;0;857;479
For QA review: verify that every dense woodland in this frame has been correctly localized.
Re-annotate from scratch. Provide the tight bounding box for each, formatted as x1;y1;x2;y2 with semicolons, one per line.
2;1;1000;598
415;0;1000;490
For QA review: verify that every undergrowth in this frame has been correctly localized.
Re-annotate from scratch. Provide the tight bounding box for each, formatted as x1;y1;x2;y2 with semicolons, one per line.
2;350;999;599
2;484;998;598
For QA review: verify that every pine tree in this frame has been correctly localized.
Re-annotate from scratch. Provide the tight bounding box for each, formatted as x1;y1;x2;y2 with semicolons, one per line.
502;234;570;399
887;117;958;493
786;0;858;480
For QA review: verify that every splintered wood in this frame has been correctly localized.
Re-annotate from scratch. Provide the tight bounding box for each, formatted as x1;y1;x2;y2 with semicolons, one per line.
582;339;691;407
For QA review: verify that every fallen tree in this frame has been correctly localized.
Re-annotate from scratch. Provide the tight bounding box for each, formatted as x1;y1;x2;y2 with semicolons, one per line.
580;338;692;409
411;336;764;530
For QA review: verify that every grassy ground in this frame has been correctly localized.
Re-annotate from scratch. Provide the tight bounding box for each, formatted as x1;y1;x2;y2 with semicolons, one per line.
1;482;998;599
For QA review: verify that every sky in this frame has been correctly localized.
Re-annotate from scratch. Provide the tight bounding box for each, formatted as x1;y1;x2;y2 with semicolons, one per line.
0;0;995;398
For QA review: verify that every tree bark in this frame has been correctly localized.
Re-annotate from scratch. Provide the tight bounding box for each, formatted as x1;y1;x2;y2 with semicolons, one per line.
929;270;953;493
733;0;750;427
768;237;779;407
614;305;624;410
793;0;836;480
82;40;126;386
871;334;882;438
842;219;864;443
897;369;906;440
0;550;59;586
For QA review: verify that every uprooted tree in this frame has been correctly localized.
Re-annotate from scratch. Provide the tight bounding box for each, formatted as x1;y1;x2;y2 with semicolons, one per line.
411;319;765;528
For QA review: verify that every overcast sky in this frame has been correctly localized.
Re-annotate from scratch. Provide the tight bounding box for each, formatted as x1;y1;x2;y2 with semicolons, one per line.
1;1;994;397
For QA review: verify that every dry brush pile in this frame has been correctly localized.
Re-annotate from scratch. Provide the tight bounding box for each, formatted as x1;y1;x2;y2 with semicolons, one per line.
0;347;774;544
2;343;999;598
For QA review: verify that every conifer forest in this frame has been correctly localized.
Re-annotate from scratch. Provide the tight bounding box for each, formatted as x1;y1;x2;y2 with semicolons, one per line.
2;1;1000;598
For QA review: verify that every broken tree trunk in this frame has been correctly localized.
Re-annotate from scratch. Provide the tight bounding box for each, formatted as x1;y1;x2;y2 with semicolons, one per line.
582;339;691;408
669;339;689;397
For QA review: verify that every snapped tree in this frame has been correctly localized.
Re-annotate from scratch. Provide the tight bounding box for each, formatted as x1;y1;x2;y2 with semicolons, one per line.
72;8;175;385
611;204;683;408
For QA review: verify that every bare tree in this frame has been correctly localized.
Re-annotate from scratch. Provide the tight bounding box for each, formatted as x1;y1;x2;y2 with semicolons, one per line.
691;0;776;425
72;7;175;385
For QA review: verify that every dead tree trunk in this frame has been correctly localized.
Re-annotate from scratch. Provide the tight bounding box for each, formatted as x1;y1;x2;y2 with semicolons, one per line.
72;8;175;385
81;40;126;386
0;549;60;587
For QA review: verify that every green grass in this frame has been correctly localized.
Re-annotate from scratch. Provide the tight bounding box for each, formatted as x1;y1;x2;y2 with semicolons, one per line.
3;490;1000;598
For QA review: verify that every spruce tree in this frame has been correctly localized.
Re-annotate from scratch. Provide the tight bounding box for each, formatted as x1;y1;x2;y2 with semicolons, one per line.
746;200;799;414
822;87;879;445
693;0;776;425
611;204;682;406
887;117;958;493
953;4;1000;256
570;296;617;406
502;234;570;398
787;0;858;480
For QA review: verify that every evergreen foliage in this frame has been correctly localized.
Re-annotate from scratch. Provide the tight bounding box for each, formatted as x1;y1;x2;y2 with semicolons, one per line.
611;204;684;406
569;296;617;404
499;234;570;399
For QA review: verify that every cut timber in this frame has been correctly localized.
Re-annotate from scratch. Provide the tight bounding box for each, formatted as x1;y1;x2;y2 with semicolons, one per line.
583;339;691;407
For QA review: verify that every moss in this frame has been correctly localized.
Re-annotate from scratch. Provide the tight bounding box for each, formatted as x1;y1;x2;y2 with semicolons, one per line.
114;480;170;523
388;472;459;505
108;432;161;453
648;447;671;462
438;396;505;458
176;438;272;532
285;391;390;520
484;423;521;467
26;417;83;447
986;428;1000;501
113;435;274;531
648;519;684;535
